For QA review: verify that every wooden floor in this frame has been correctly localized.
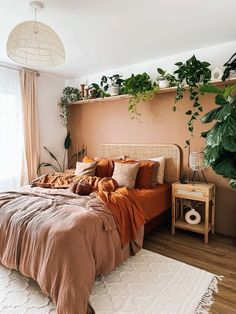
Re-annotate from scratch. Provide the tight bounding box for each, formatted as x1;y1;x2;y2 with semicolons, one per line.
143;226;236;314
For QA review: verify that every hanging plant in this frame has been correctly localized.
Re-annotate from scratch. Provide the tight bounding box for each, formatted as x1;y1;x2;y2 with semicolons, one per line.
200;83;236;188
173;55;211;146
121;73;158;120
58;86;82;127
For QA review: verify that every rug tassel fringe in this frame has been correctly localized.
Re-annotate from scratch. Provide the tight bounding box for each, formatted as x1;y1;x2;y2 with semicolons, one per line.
195;275;223;314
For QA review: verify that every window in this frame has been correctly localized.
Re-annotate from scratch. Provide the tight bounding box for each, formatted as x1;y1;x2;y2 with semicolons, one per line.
0;67;24;191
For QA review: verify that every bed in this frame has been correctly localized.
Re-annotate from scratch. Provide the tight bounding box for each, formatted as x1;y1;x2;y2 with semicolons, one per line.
0;143;180;314
98;143;181;232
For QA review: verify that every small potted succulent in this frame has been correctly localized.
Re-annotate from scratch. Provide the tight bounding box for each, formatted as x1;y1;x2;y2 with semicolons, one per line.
156;68;176;88
101;74;124;96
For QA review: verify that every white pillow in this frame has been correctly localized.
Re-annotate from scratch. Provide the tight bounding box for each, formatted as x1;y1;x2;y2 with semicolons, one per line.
75;161;97;176
148;156;166;184
112;162;140;188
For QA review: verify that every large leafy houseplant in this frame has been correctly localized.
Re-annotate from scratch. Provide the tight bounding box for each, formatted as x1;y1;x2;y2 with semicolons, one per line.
173;55;211;146
38;132;85;173
200;83;236;188
58;87;82;127
121;73;158;119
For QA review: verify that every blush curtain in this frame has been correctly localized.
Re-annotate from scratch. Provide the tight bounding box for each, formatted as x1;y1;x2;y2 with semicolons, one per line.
20;69;40;183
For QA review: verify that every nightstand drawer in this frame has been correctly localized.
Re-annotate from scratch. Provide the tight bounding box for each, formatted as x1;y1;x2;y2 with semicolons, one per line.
175;188;205;198
173;182;215;198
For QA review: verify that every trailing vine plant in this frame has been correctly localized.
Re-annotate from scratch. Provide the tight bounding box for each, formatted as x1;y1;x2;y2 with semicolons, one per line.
173;55;211;146
58;87;82;127
121;73;158;120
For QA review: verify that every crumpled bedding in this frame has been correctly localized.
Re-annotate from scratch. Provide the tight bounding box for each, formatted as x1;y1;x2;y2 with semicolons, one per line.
0;186;144;314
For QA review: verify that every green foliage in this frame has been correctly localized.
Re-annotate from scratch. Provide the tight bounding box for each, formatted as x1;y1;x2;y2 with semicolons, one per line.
222;53;236;81
100;74;124;91
89;83;109;98
58;87;82;127
122;73;158;119
173;55;211;145
38;133;85;174
156;68;176;87
200;83;236;188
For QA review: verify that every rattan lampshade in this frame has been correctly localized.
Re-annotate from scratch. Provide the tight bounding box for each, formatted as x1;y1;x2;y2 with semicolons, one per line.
189;151;206;171
7;20;65;67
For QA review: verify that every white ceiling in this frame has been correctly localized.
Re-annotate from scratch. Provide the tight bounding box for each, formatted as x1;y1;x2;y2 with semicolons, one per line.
0;0;236;79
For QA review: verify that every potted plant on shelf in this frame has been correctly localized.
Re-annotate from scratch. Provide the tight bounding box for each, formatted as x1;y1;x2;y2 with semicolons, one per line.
156;68;176;88
121;72;158;120
58;87;82;127
173;55;211;146
88;83;110;98
101;74;124;96
200;83;236;188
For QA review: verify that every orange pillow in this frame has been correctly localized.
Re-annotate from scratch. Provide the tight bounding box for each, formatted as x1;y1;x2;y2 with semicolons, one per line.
119;159;159;188
83;156;94;163
82;156;114;178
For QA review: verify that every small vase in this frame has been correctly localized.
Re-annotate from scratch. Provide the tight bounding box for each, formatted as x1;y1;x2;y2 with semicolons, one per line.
185;208;201;225
109;86;119;96
158;79;170;89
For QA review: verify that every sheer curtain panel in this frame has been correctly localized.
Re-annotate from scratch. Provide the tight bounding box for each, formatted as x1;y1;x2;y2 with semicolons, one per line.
0;67;26;191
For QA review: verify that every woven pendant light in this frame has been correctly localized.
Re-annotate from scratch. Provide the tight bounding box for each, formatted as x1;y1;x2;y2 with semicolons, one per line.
7;1;65;67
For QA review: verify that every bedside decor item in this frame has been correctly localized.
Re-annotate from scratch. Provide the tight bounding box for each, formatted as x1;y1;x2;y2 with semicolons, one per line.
189;151;207;183
172;182;216;243
7;1;65;67
185;208;201;225
200;83;236;189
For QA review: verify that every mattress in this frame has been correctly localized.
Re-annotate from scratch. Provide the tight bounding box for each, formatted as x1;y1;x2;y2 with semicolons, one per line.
133;184;171;221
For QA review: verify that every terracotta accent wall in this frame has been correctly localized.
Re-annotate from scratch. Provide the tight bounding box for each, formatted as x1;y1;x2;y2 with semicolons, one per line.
68;91;236;237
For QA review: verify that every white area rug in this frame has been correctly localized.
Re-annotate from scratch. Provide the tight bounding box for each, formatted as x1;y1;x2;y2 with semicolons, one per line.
0;249;222;314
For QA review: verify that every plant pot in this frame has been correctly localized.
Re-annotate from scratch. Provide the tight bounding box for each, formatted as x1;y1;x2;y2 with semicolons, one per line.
158;79;170;89
109;86;120;96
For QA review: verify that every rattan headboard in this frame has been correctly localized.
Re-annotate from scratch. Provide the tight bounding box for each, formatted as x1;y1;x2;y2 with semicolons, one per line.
98;143;181;184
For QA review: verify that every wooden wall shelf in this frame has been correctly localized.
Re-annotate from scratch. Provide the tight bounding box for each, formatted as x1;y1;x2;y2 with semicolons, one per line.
71;78;236;105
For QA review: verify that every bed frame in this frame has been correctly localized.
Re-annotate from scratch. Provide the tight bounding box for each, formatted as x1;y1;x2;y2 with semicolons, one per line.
98;143;181;233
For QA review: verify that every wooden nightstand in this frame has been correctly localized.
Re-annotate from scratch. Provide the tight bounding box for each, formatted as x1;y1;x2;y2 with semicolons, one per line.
172;182;216;243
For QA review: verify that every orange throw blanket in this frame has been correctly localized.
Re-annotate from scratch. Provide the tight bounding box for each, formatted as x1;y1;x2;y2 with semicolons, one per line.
98;187;147;246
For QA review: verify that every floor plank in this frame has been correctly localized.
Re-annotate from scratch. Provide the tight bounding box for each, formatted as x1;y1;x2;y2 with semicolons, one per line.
143;226;236;314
